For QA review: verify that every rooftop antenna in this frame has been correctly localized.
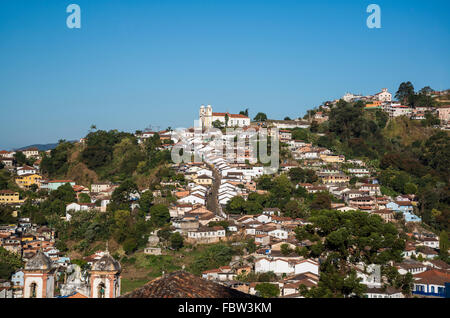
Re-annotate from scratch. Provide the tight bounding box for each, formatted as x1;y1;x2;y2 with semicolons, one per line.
105;241;109;255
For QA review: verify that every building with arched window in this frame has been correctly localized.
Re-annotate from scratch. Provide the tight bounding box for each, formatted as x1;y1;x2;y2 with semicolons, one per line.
23;250;55;298
89;252;121;298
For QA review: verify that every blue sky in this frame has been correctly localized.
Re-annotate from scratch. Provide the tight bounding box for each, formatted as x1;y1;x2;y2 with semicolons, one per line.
0;0;449;149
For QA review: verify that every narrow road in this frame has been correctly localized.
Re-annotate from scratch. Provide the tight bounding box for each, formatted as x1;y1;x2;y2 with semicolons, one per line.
206;163;225;217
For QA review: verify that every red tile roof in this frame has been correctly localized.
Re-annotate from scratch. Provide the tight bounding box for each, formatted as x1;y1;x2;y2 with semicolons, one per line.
212;112;249;119
414;269;450;286
120;271;256;298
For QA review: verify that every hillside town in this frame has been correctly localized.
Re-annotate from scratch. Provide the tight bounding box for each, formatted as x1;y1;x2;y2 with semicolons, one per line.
0;86;449;299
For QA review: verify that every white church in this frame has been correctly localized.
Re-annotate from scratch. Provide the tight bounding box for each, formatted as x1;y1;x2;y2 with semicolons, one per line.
199;105;250;129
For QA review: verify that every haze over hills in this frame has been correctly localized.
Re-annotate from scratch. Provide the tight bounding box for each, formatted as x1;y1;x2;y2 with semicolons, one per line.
14;141;78;152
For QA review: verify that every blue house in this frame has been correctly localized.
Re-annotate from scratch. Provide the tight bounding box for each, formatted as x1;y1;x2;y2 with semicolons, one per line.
41;180;76;191
413;270;450;298
11;270;24;287
386;201;420;222
386;201;413;214
404;212;422;223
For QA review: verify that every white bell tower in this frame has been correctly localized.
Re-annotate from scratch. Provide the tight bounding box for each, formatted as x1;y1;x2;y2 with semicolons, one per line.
199;104;213;128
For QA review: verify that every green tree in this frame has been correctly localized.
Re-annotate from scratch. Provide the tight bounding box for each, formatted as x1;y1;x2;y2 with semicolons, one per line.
239;108;249;117
291;128;308;141
255;283;280;298
310;121;319;133
170;232;184;250
253;112;267;122
13;151;27;166
280;243;292;256
404;183;418;195
439;230;449;261
226;196;246;214
123;237;138;254
257;175;273;190
0;247;24;279
395;81;415;104
212;120;224;129
78;193;91;203
139;190;153;213
284;200;303;218
288;168;306;183
190;244;233;274
149;204;170;226
111;179;139;205
310;193;331;210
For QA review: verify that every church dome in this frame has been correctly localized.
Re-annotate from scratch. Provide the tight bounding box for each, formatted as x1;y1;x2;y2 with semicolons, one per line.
91;253;121;272
25;250;52;271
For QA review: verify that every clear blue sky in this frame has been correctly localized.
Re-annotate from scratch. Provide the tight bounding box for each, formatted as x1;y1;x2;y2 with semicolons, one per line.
1;0;449;149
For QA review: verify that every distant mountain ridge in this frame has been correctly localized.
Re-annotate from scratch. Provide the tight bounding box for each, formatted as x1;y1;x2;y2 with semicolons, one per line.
15;140;78;152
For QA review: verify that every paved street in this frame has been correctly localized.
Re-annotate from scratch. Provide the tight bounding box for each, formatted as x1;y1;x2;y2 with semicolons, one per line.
206;163;224;217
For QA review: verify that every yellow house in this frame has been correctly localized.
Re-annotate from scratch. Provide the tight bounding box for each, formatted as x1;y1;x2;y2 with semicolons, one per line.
0;190;23;204
320;174;350;184
320;154;345;163
195;174;213;186
15;173;42;188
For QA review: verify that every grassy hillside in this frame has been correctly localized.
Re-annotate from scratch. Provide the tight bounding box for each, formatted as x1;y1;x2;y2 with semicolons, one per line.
383;116;439;146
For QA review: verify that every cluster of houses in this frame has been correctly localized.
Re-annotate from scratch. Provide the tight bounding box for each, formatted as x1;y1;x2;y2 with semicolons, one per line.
1;103;449;298
340;88;450;126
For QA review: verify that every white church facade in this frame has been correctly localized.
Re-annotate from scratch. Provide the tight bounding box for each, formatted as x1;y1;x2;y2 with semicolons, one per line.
199;105;250;129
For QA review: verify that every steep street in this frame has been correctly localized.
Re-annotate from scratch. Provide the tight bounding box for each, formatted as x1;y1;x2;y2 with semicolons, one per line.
206;163;225;217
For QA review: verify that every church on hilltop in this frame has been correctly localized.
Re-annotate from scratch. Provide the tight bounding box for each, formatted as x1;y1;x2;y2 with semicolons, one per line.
199;105;250;129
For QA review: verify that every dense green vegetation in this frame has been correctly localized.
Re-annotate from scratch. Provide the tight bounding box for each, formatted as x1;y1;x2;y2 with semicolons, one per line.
40;129;171;184
0;247;24;279
309;94;450;233
255;283;280;298
296;210;407;297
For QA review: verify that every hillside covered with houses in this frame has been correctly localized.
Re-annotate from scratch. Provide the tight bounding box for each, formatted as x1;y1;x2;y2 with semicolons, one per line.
0;82;449;299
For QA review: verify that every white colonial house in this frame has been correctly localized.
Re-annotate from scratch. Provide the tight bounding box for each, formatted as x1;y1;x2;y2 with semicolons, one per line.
187;226;226;240
199;105;250;129
177;194;206;206
65;202;97;221
268;229;289;240
91;183;112;193
374;88;392;102
17;165;37;176
255;258;319;276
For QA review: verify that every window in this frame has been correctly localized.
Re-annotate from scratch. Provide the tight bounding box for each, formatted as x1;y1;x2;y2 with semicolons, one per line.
30;282;37;298
98;282;106;298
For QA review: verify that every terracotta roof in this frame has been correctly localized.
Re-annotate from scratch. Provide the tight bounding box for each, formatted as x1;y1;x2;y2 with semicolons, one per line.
212;112;249;119
427;260;450;270
366;286;403;295
414;269;450;286
18;165;35;170
120;271;257;298
395;201;413;206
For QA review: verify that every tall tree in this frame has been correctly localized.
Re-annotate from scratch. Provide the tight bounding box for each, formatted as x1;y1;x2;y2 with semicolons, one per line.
395;81;415;104
254;112;268;122
239;108;249;117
